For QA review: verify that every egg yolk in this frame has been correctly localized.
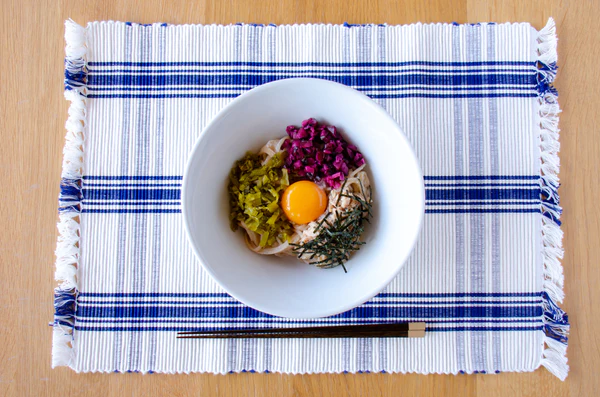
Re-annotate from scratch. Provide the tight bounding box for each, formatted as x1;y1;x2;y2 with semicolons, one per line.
281;181;328;224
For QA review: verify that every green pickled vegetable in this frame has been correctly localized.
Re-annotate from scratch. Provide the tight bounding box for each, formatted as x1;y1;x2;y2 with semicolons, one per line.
228;152;295;247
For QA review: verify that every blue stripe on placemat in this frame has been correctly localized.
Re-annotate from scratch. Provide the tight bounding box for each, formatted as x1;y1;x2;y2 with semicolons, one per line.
75;305;542;319
88;85;535;92
90;68;534;75
83;201;181;206
81;208;181;214
73;325;543;332
87;60;535;67
78;291;542;298
425;183;538;187
86;60;537;101
75;318;543;324
77;175;543;214
80;187;540;201
83;189;181;200
425;209;539;214
87;93;539;99
82;201;539;207
423;175;538;180
76;300;542;306
427;200;539;205
426;188;539;200
83;175;183;180
83;183;182;187
80;208;541;214
82;175;538;181
88;73;534;87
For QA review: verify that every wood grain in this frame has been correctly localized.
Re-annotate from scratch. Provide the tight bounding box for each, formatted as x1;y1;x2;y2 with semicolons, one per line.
1;0;598;395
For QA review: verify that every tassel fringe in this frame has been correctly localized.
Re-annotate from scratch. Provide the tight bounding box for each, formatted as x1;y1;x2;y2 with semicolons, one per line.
536;17;569;381
52;19;87;369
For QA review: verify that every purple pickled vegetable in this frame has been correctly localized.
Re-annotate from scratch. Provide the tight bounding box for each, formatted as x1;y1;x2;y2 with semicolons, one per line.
340;162;349;175
282;119;366;188
324;172;345;189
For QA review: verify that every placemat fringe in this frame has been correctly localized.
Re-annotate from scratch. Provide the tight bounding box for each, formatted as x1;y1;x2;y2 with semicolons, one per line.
52;19;87;369
541;337;569;381
536;17;569;381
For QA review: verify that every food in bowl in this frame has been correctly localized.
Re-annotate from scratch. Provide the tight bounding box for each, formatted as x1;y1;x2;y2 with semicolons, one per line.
228;118;373;272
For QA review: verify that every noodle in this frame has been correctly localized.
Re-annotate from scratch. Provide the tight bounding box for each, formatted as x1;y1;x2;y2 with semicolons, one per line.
260;137;289;165
239;138;372;262
245;234;291;255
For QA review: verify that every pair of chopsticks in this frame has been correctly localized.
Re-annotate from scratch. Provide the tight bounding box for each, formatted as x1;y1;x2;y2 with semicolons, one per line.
177;322;426;339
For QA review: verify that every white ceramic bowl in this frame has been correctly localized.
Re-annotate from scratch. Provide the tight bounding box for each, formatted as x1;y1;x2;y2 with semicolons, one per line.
182;78;424;318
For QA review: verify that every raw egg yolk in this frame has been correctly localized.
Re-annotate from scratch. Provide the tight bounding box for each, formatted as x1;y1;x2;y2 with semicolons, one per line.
281;181;328;224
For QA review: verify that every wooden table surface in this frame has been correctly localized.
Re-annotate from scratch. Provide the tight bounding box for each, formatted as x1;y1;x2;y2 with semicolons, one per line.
1;0;599;395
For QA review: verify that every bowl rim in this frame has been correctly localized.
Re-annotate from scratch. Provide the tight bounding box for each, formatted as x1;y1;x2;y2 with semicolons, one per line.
182;77;425;318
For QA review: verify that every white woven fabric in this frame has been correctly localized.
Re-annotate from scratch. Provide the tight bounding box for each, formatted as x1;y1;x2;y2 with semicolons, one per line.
53;19;568;379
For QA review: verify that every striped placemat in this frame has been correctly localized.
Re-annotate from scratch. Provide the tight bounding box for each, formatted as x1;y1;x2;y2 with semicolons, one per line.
52;18;568;379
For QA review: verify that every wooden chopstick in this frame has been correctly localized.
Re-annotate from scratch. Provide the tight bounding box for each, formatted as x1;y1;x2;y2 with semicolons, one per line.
178;322;425;335
177;322;426;339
